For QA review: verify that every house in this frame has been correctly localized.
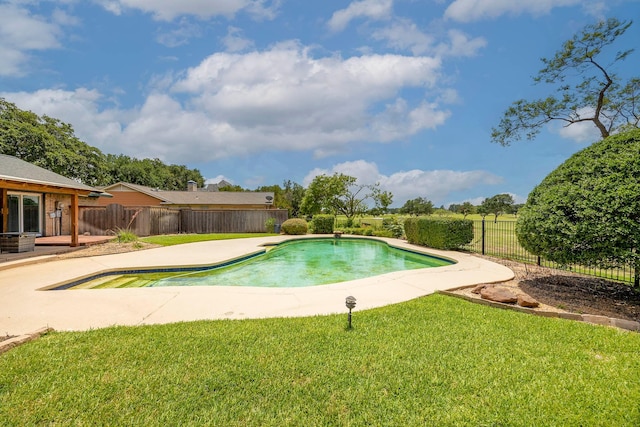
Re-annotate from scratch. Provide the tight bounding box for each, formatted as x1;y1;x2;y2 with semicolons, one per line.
0;154;106;247
93;182;275;210
200;180;233;192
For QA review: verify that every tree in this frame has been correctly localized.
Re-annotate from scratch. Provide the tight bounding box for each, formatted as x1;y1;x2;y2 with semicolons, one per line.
0;98;204;188
255;182;305;216
300;173;389;224
377;190;393;214
448;202;475;217
218;184;247;192
103;154;204;190
480;194;514;223
516;129;640;287
459;202;475;218
492;18;639;146
0;98;108;185
399;197;434;216
282;180;305;218
511;203;524;217
369;190;393;216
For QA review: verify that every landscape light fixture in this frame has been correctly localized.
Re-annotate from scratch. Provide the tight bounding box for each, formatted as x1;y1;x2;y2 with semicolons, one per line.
345;296;356;329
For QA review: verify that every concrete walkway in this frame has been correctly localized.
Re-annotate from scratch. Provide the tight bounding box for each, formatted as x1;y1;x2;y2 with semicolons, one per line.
0;236;513;336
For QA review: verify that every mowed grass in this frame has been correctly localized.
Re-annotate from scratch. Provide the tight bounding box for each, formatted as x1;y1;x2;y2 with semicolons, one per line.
1;295;639;426
141;232;276;246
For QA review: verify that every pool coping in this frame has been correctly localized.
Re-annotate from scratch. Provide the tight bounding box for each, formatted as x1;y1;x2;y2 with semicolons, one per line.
46;236;456;291
0;235;514;336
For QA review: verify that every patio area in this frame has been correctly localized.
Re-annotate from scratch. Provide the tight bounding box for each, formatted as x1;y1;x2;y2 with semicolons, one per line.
0;235;114;266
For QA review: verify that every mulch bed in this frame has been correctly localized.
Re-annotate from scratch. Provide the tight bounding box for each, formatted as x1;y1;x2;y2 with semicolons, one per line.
477;256;640;322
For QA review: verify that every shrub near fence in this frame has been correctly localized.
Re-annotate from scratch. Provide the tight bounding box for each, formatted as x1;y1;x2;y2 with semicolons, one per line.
464;219;637;285
79;204;288;236
405;217;473;250
312;215;336;234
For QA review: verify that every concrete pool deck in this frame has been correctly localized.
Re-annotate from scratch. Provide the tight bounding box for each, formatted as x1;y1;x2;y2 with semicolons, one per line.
0;236;514;336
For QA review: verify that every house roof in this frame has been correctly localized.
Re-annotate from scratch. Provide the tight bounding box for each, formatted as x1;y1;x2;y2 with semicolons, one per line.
101;182;274;206
0;154;100;193
160;191;274;205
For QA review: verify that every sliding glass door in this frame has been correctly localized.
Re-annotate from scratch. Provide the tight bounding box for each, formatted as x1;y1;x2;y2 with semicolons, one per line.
7;193;42;235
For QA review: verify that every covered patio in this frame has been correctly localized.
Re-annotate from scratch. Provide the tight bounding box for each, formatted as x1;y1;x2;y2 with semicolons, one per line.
0;235;114;266
0;154;107;250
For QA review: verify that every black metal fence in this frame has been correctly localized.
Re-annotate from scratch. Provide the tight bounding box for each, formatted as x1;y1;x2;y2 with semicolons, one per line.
463;219;637;285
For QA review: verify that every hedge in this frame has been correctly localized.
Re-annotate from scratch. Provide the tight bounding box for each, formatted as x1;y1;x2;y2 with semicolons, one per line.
312;215;335;234
404;217;473;250
281;218;308;235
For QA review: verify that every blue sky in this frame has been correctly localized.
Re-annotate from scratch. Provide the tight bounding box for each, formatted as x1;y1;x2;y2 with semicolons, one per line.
1;0;639;207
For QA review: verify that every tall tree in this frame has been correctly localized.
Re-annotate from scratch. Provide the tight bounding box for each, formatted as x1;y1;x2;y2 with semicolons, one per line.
459;201;475;218
374;190;393;215
300;173;389;224
0;98;108;185
218;184;247;192
0;98;204;188
282;180;305;217
480;194;514;223
103;154;203;190
399;197;434;216
492;18;639;146
254;184;288;212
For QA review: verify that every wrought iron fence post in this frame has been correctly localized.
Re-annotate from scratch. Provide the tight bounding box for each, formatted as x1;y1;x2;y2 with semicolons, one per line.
481;218;485;255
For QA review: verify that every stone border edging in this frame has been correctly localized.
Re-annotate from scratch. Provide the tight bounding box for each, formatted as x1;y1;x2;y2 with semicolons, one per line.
0;327;53;354
438;290;640;332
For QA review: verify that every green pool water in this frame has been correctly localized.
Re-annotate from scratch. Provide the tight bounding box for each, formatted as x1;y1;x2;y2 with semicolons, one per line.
74;238;453;289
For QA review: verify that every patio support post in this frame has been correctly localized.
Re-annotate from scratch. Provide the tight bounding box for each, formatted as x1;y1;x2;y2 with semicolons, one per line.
0;188;6;233
70;193;79;247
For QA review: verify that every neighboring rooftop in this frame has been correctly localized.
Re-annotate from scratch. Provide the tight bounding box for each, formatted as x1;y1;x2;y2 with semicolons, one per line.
101;182;274;206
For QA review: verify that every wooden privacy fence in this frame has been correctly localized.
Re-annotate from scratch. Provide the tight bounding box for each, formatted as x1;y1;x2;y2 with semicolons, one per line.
79;204;288;236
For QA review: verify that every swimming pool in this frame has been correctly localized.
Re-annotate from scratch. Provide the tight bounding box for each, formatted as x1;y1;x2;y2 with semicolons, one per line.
60;237;454;289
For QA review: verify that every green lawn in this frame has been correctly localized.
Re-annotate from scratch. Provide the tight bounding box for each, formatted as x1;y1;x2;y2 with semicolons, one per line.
141;232;276;246
1;295;639;426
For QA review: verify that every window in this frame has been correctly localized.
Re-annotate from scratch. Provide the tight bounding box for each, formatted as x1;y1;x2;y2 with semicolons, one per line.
7;193;42;235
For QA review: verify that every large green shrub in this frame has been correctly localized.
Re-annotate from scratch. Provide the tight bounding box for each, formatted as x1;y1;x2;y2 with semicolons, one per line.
404;217;473;250
281;218;308;235
312;215;335;234
264;217;276;233
382;217;404;238
517;129;640;283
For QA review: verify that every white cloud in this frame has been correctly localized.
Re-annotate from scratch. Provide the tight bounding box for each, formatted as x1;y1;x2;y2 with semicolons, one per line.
304;160;503;206
371;18;434;55
435;29;487;57
370;19;486;58
156;18;203;47
304;160;383;187
2;43;450;163
221;26;255;52
549;106;602;143
0;3;65;76
1;88;126;152
444;0;581;22
328;0;393;32
166;43;446;159
557;122;600;143
371;99;450;142
97;0;280;21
